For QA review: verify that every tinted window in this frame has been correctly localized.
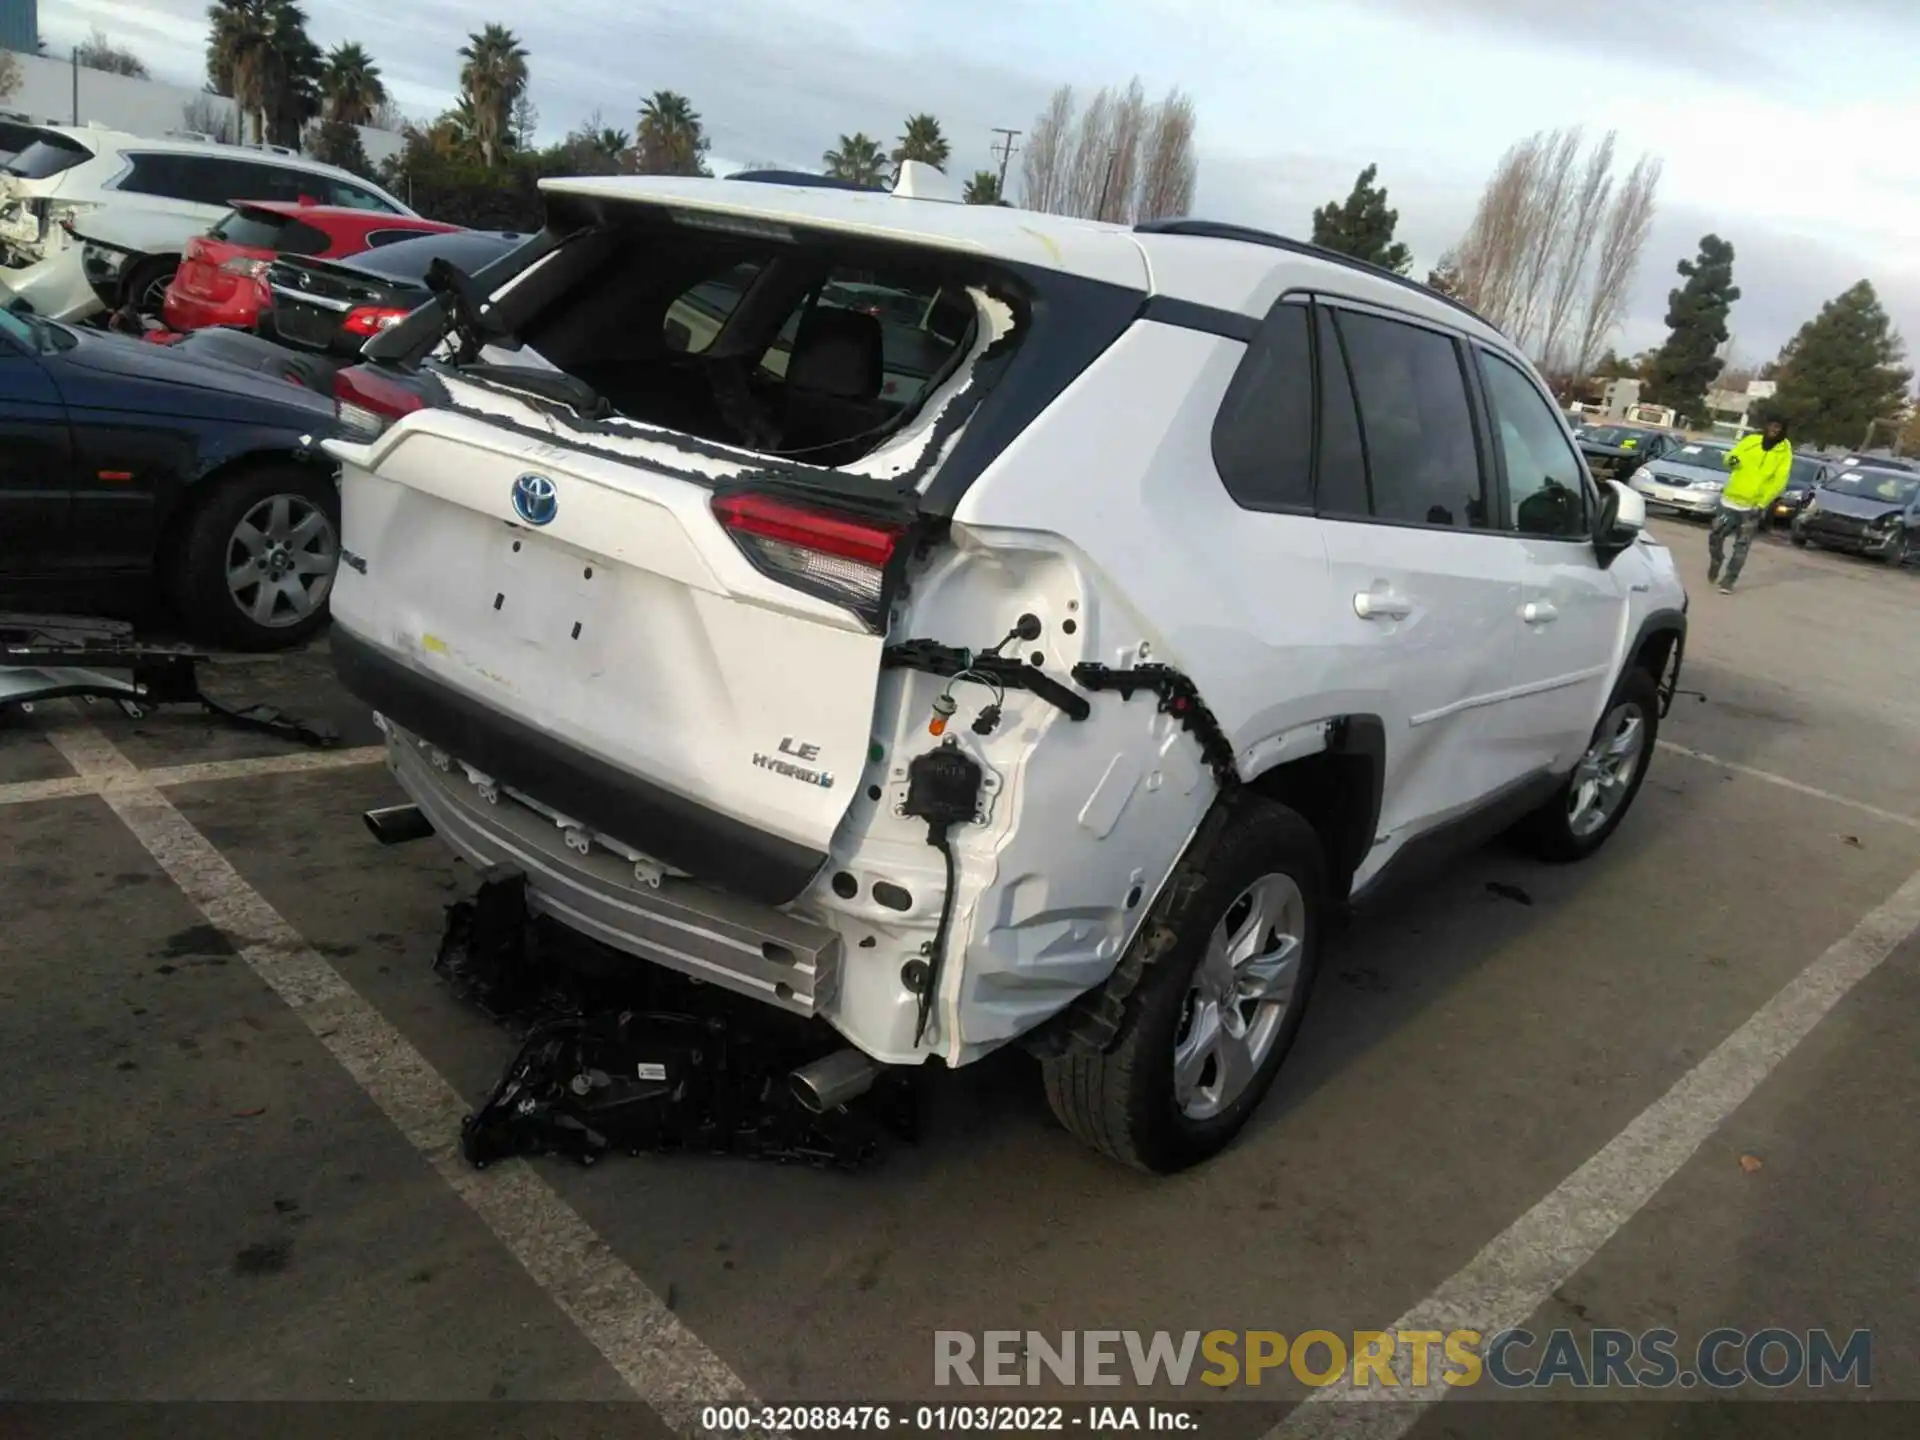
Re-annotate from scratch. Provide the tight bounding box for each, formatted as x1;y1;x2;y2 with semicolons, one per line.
343;231;520;283
1333;309;1487;529
366;228;427;248
666;261;762;354
212;207;328;255
320;178;401;212
1315;307;1371;517
1479;350;1590;538
752;268;974;408
3;134;94;180
1210;303;1313;511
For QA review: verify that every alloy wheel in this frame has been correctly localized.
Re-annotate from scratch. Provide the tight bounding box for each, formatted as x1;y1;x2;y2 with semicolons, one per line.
1567;701;1647;838
225;493;339;629
1172;873;1306;1121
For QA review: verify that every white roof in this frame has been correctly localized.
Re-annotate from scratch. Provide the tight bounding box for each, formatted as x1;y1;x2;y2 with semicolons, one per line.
538;175;1150;291
536;174;1507;345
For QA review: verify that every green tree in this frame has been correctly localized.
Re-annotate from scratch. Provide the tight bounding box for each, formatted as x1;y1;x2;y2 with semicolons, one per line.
634;90;709;175
1768;281;1914;449
1425;255;1461;298
1311;164;1412;274
310;116;371;176
892;113;949;173
457;23;529;170
1644;235;1740;418
962;170;1002;205
319;41;385;126
823;132;887;187
74;27;151;78
205;0;318;146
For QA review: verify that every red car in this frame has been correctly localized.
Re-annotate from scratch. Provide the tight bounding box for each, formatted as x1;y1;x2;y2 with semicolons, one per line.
162;202;461;333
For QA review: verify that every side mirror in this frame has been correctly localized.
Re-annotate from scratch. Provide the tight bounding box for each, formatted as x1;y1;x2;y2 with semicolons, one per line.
1594;479;1646;566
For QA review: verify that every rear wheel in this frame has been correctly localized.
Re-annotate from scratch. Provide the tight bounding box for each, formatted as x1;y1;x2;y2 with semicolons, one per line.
1041;797;1326;1173
1512;666;1660;862
173;465;341;650
124;255;179;321
1884;529;1911;568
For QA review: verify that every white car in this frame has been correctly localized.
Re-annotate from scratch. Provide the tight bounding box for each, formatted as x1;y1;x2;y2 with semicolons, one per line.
0;124;412;322
324;176;1689;1172
1629;439;1732;518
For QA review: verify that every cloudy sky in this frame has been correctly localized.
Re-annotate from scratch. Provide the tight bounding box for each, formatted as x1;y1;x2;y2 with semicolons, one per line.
35;0;1920;365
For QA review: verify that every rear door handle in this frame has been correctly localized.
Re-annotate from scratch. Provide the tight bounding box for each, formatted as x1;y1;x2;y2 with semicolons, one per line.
1353;590;1414;621
1522;601;1559;624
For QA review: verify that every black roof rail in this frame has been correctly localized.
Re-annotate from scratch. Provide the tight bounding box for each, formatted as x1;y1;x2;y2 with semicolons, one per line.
1134;217;1497;330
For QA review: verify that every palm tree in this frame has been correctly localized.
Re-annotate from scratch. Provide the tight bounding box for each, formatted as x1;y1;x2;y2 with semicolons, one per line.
892;113;949;173
320;41;385;127
594;128;629;165
205;0;317;146
457;24;529;170
962;170;1002;205
823;132;887;188
634;91;709;176
205;0;284;144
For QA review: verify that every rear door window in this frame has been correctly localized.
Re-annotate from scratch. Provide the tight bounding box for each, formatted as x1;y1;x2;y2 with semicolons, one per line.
212;207;329;255
1330;307;1490;530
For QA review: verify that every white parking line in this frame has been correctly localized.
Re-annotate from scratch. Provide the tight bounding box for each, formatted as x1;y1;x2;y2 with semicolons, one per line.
0;745;385;808
1270;862;1920;1438
1658;740;1920;832
41;719;760;1427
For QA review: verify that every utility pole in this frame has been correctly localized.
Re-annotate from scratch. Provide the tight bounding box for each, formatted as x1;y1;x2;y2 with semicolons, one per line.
990;127;1020;199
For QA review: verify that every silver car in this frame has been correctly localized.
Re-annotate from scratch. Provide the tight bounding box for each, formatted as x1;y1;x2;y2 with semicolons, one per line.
1629;439;1733;518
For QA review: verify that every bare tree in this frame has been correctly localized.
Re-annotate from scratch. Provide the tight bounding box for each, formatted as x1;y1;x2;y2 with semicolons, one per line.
1021;86;1074;214
1450;127;1660;379
181;92;239;144
1572;155;1662;379
368;96;408;133
1536;132;1616;367
1023;78;1197;223
1135;87;1197;222
0;50;20;106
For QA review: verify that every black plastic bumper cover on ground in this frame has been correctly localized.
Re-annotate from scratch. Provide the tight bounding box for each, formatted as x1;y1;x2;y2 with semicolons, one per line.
330;626;826;906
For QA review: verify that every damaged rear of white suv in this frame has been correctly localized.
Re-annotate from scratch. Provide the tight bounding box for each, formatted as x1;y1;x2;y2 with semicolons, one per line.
325;175;1688;1172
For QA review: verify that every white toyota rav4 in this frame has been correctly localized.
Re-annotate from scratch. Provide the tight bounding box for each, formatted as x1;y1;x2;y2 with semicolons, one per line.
325;174;1688;1172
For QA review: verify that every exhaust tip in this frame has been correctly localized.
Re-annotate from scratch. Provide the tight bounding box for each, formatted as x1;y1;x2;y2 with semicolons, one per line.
790;1049;883;1114
363;803;434;846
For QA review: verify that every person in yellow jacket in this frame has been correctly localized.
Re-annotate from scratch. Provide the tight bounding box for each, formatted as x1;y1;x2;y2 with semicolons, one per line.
1710;418;1794;592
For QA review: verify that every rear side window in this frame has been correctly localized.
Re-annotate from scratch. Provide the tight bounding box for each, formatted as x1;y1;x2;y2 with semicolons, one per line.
1210;302;1314;511
366;228;426;248
665;262;762;354
1332;309;1488;530
212;208;329;256
344;230;518;282
4;134;93;180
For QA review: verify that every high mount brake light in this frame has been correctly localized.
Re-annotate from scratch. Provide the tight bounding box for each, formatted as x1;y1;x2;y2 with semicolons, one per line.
333;364;427;440
711;492;905;628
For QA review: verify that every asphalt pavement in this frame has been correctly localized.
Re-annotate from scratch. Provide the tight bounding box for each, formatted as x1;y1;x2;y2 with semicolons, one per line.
1;518;1915;1438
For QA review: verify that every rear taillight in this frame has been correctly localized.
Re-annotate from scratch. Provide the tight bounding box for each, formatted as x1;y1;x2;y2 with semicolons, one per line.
333;364;428;440
712;492;906;629
219;255;270;277
342;305;411;337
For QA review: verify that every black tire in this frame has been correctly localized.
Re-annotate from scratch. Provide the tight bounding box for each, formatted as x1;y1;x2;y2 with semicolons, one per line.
1884;530;1911;568
1789;529;1808;548
1041;796;1327;1173
172;464;341;651
123;255;180;320
1512;666;1661;863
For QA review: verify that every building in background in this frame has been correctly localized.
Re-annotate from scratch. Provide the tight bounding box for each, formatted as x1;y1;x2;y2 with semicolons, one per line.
0;0;38;56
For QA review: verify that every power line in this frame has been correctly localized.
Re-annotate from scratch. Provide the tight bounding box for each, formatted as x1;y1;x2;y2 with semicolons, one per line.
990;127;1020;199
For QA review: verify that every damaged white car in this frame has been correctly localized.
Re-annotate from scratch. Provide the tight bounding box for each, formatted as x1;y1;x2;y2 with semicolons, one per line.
325;172;1688;1171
